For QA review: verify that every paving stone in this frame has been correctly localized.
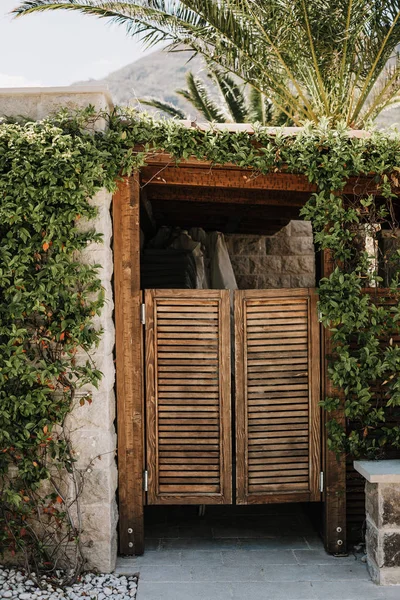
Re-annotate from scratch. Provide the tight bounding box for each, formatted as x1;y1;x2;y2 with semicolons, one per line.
179;550;224;564
137;565;193;582
305;535;325;550
161;537;240;550
238;536;309;550
221;549;298;566
261;564;324;582
190;564;265;582
116;551;182;569
294;549;354;564
373;588;400;599
143;537;161;550
212;524;279;538
135;506;381;598
137;581;233;600
317;561;369;580
213;521;309;538
232;581;316;599
310;579;388;599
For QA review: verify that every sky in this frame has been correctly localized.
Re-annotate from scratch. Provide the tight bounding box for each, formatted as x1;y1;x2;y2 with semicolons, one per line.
0;0;149;87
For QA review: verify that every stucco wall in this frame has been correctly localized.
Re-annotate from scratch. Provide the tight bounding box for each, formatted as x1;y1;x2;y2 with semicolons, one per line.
226;220;315;289
0;87;118;573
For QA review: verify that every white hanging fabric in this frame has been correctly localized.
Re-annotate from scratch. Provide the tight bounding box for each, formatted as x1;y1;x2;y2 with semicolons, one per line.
189;228;238;290
146;226;237;290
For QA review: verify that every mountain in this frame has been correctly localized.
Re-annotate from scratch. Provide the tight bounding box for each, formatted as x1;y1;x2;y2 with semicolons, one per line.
89;49;205;116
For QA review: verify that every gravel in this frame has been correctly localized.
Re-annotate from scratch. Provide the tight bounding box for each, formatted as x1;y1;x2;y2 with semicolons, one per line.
0;567;138;600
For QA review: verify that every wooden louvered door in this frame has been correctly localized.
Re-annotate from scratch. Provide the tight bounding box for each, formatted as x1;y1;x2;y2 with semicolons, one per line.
235;289;321;504
145;289;232;505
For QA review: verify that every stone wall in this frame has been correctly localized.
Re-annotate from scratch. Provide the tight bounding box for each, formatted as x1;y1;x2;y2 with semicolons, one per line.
226;220;315;289
365;480;400;585
0;88;118;573
71;188;118;572
354;460;400;585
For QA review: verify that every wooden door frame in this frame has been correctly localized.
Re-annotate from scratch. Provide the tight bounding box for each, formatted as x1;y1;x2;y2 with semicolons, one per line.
321;250;347;554
113;172;347;556
113;175;144;555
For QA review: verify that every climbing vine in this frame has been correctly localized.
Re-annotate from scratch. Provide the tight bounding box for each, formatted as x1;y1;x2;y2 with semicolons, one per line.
1;107;400;577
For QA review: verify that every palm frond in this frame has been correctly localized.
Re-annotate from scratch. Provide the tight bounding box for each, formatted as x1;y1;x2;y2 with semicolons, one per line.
177;72;226;121
13;0;400;127
209;66;247;122
138;97;186;118
248;87;272;125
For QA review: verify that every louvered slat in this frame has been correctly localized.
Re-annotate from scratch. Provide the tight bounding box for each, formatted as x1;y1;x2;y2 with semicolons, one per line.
145;289;232;504
235;289;321;504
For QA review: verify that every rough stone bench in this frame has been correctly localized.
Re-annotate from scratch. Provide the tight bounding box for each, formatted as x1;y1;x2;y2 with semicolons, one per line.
354;460;400;585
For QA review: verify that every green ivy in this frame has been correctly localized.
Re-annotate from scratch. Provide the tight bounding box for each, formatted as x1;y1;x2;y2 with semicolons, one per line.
0;110;118;577
1;107;400;575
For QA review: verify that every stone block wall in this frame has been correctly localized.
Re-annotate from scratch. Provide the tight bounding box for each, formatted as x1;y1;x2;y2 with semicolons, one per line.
365;481;400;585
71;188;118;572
0;89;118;573
226;220;315;289
355;460;400;585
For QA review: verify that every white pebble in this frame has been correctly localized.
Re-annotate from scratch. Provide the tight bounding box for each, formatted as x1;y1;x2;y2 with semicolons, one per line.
0;566;137;600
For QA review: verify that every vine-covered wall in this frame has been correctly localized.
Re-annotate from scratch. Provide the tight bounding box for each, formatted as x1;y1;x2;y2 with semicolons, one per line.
0;96;120;577
1;94;400;577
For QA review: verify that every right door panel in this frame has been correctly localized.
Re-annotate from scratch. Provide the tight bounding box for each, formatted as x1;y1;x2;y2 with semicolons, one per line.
235;289;321;505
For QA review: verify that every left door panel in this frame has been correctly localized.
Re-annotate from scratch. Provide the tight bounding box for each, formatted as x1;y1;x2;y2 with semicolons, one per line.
145;289;232;505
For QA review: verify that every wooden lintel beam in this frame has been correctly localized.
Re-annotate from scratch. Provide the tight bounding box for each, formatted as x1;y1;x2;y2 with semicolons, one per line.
151;200;300;215
142;166;315;193
145;184;310;207
141;165;387;196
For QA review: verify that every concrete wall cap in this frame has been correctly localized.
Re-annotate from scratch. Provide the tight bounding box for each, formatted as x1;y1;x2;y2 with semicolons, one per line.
0;86;113;109
354;459;400;483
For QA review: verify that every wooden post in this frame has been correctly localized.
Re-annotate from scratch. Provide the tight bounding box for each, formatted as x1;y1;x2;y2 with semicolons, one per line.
321;250;347;554
113;175;144;555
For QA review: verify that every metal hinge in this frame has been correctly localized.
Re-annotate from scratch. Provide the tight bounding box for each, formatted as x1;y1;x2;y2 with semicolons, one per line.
320;471;324;493
140;304;146;325
144;470;148;492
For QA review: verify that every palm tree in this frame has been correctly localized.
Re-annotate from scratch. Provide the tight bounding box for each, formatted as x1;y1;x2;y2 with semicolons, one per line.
13;1;400;127
140;67;286;125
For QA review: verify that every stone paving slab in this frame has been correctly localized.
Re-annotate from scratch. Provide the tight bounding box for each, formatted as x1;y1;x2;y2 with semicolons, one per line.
310;579;396;599
220;549;299;566
232;581;317;599
137;581;234;600
294;548;354;564
116;505;400;600
236;536;309;549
